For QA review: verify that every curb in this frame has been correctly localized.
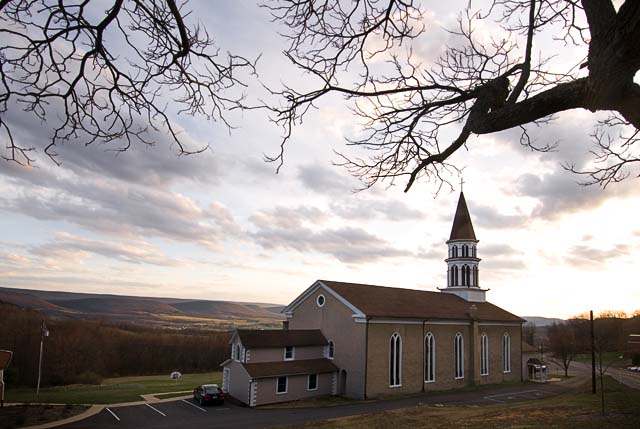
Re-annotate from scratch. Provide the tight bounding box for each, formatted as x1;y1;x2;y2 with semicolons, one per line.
18;404;104;429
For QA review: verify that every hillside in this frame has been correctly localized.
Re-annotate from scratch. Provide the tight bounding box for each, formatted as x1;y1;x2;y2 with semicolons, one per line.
0;287;285;330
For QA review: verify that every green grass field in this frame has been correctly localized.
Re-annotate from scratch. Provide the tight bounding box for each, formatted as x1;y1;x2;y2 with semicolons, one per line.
284;376;639;429
6;372;221;405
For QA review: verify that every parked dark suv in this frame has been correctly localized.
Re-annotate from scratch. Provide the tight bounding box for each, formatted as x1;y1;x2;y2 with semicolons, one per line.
193;384;225;406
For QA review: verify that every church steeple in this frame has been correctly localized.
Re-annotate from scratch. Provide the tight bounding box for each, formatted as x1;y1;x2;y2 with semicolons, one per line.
440;191;488;302
449;192;476;241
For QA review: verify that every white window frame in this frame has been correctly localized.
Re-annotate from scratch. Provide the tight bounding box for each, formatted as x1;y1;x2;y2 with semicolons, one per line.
480;333;489;376
276;376;288;394
425;332;435;383
503;333;511;373
327;340;335;359
316;294;326;307
389;332;402;388
454;332;464;380
284;345;295;361
233;343;242;361
307;373;318;391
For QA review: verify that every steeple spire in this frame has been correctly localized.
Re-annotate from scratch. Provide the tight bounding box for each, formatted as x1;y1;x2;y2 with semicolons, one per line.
449;192;476;241
440;191;488;302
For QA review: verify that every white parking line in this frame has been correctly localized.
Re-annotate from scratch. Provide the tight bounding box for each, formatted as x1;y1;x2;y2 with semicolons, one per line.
215;407;230;411
484;396;505;403
181;399;207;412
145;403;167;416
106;408;120;421
484;389;540;400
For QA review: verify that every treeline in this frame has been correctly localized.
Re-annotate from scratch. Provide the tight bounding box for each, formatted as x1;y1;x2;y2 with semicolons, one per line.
0;302;231;387
539;311;640;376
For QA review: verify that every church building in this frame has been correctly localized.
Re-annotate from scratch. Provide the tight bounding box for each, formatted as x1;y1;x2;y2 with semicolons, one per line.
221;192;524;406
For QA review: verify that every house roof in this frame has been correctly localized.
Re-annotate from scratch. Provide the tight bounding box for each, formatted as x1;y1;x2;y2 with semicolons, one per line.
449;192;477;241
241;358;338;378
235;329;328;348
320;280;524;323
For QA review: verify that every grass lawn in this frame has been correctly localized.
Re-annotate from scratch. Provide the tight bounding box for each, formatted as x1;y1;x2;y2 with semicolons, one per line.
6;372;221;405
0;404;88;429
574;352;629;367
282;376;639;429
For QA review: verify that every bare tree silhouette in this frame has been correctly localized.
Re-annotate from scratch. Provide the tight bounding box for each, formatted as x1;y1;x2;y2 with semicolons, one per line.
265;0;640;191
0;0;257;166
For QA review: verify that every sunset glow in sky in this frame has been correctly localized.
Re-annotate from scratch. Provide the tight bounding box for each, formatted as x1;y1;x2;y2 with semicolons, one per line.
1;1;638;319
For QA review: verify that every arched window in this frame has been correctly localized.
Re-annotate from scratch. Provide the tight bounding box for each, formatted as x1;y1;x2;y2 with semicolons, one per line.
234;343;241;361
472;246;477;258
425;333;435;382
389;333;402;387
453;266;459;286
452;246;458;258
466;265;471;286
328;340;335;359
480;333;489;376
503;333;511;373
462;265;470;286
473;266;479;287
454;332;464;379
462;244;468;257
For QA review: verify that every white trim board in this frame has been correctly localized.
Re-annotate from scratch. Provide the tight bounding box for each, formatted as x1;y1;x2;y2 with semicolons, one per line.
281;280;366;319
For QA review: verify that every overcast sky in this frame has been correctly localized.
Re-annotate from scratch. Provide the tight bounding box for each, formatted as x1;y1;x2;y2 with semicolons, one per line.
1;1;638;319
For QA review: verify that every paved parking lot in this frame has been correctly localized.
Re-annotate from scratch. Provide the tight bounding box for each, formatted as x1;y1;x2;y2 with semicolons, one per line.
60;383;571;429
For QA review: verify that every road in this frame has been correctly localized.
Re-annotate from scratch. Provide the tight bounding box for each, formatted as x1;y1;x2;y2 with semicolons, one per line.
60;379;585;429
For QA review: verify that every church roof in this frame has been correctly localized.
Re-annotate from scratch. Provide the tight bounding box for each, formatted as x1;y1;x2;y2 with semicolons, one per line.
234;329;328;348
319;280;523;323
241;358;338;378
449;192;477;241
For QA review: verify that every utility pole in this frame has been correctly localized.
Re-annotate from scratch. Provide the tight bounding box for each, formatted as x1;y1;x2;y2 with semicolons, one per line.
590;310;596;394
36;321;49;396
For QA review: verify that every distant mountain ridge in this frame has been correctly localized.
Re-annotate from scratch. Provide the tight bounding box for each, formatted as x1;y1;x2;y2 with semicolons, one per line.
522;316;565;326
0;287;285;330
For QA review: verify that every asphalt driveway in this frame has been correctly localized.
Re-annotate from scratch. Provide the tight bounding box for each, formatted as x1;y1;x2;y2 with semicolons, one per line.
60;378;584;429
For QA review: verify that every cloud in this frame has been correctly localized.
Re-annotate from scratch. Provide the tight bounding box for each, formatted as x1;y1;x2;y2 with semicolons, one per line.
473;205;527;229
298;164;355;194
565;244;630;268
330;199;424;222
0;167;240;249
29;233;186;267
513;168;635;220
481;244;522;257
249;207;411;263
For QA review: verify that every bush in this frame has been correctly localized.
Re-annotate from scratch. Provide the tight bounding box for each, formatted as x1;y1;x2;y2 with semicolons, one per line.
632;353;640;366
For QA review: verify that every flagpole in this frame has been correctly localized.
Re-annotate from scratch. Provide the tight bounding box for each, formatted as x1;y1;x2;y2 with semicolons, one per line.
36;321;46;396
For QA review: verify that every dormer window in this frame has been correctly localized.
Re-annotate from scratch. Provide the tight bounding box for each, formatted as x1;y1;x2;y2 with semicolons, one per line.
284;346;294;360
327;340;335;359
316;294;325;307
233;343;242;361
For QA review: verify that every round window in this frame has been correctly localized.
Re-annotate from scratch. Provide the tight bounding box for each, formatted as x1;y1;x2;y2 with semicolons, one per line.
316;294;326;307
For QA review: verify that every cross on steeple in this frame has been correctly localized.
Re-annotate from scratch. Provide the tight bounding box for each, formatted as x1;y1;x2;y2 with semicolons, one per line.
460;177;465;192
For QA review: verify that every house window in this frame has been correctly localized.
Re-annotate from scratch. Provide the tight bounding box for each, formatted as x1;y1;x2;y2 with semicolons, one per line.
389;333;402;387
425;332;435;383
503;333;511;373
480;333;489;376
316;294;325;307
276;376;287;394
307;373;318;391
328;340;335;359
284;346;294;360
454;332;464;379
